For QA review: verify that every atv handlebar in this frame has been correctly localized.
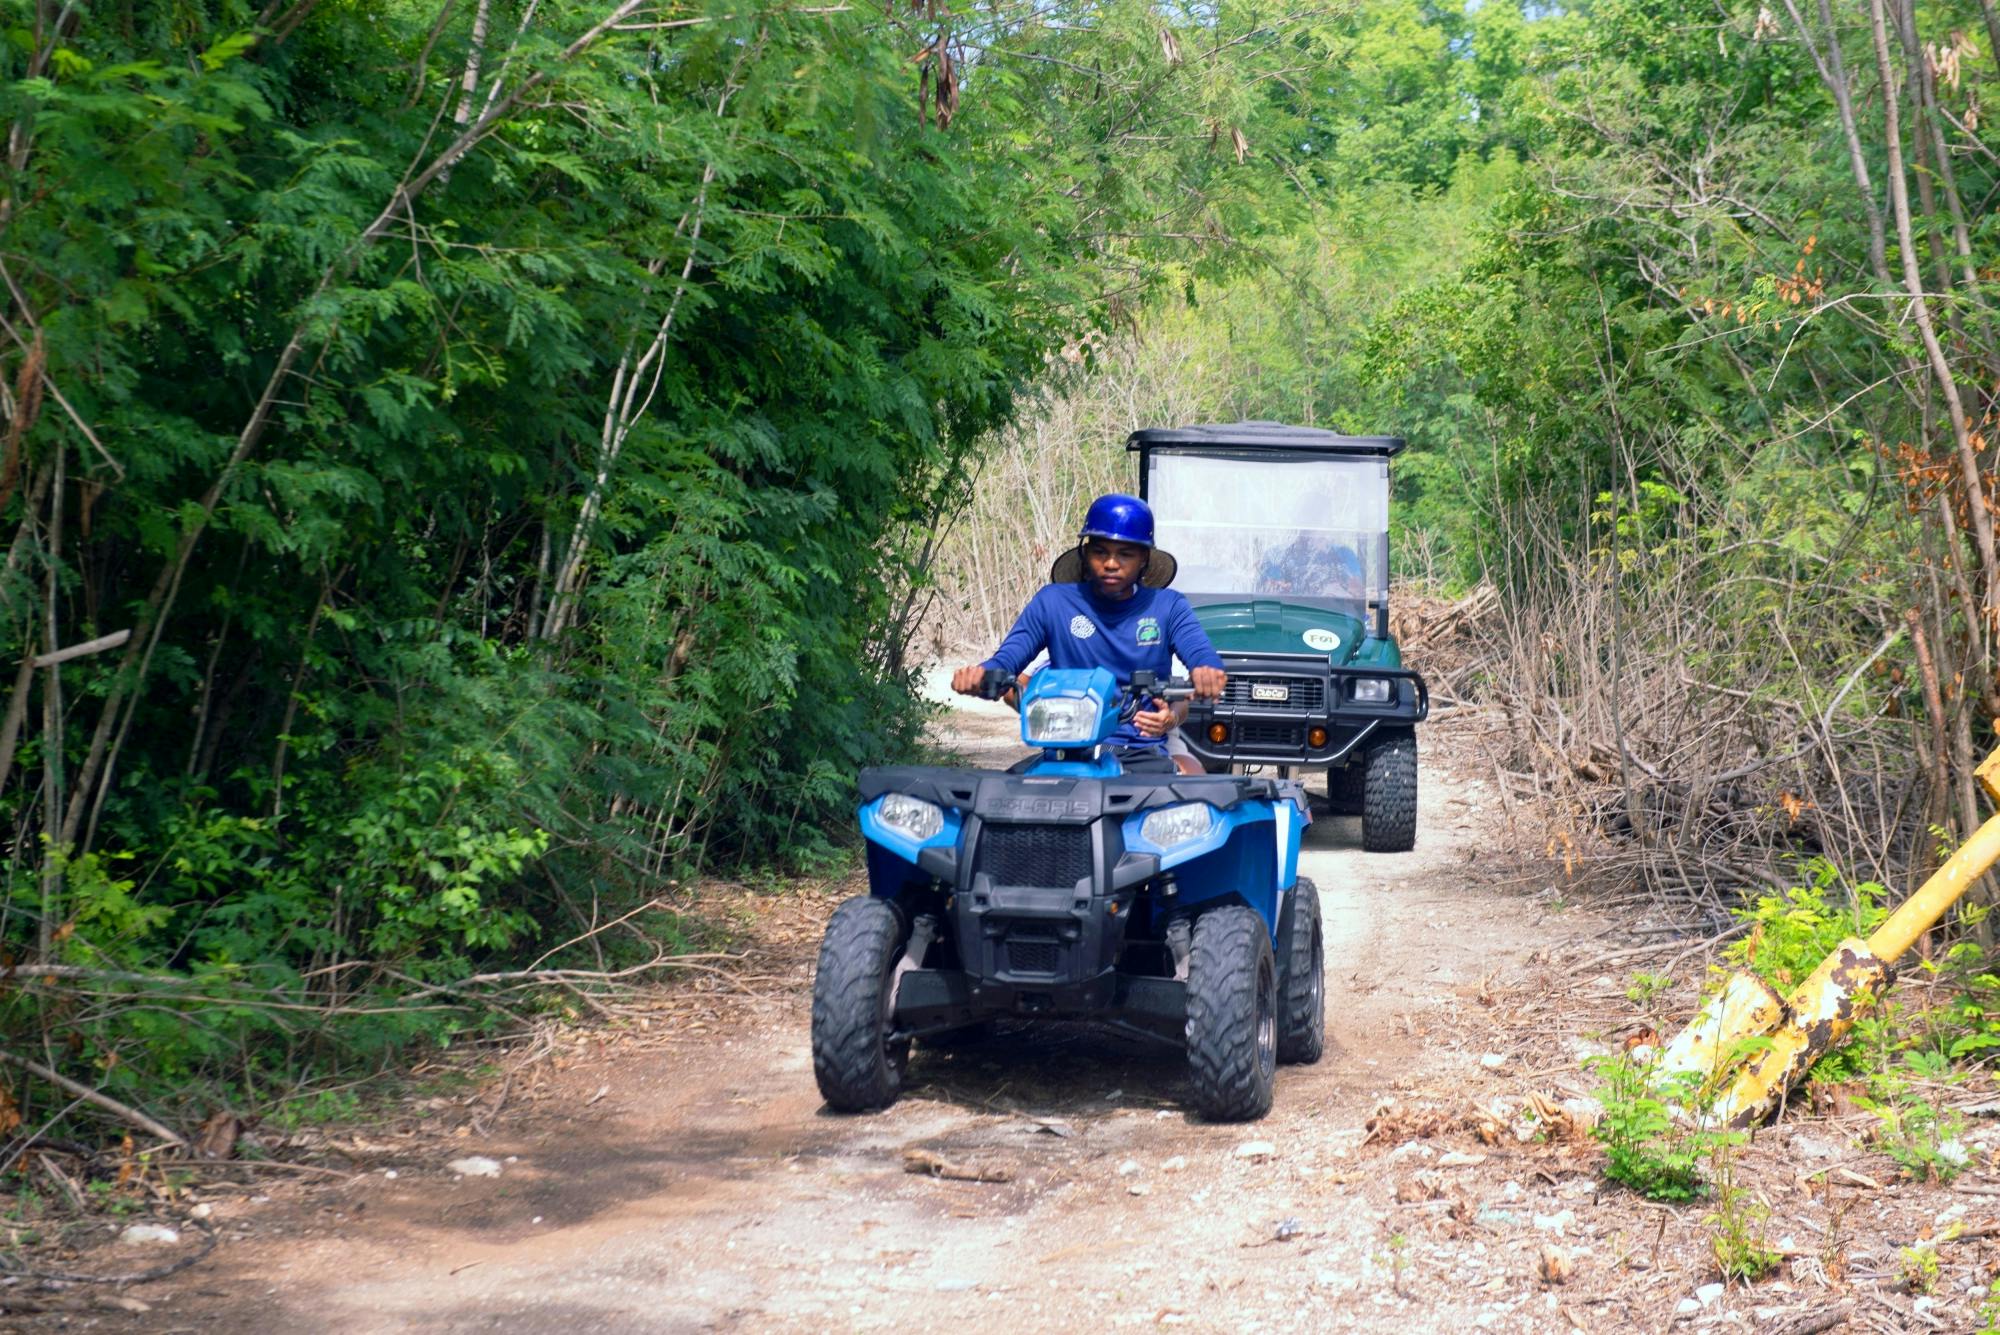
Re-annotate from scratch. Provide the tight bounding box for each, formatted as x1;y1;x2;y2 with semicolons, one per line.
973;667;1198;705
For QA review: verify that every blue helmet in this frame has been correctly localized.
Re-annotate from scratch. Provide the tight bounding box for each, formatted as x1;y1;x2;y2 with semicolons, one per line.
1080;493;1155;547
1050;493;1179;588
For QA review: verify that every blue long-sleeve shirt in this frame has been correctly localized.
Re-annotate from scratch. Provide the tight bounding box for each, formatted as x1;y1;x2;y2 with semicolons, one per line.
980;582;1225;751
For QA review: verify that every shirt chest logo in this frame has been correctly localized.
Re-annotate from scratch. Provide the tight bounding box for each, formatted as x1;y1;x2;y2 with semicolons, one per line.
1068;614;1096;640
1135;616;1161;646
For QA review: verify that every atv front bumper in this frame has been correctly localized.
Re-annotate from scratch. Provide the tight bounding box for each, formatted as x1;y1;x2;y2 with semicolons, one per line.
1183;651;1428;770
895;966;1187;1043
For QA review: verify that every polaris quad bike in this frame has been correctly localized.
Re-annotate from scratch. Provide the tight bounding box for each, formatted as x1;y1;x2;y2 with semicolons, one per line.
811;668;1324;1121
1132;422;1429;851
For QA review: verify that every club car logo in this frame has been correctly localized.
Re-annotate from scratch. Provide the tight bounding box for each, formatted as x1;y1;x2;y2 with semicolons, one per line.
1302;628;1340;652
1135;616;1161;645
1069;615;1096;639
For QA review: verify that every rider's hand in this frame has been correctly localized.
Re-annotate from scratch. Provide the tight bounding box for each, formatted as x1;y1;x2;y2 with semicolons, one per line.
1133;700;1175;739
951;664;988;695
1191;666;1227;701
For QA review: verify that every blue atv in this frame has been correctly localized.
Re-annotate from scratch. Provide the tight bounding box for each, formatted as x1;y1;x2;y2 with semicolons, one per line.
811;667;1324;1121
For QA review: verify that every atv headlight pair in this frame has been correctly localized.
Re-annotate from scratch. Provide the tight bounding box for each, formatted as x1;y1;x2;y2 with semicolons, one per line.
1139;802;1215;849
877;793;944;842
1024;696;1100;746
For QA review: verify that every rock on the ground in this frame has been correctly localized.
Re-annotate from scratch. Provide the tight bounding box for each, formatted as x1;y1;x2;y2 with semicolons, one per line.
1234;1141;1276;1161
119;1224;180;1246
448;1156;503;1178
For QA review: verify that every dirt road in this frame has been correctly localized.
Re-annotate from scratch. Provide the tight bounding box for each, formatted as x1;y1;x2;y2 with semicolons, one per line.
28;694;2000;1333
127;697;1588;1335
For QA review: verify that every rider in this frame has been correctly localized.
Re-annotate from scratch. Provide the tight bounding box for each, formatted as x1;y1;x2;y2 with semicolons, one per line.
950;494;1227;773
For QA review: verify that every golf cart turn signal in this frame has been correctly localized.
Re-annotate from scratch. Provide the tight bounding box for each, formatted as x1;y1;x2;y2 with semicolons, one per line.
1307;726;1328;748
1207;722;1229;745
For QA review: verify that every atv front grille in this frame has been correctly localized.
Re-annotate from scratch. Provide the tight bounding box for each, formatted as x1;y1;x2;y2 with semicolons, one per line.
1222;675;1325;713
1237;720;1304;749
974;824;1092;888
1006;940;1063;974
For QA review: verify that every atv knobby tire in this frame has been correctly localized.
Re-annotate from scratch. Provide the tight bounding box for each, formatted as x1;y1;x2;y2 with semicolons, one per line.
1361;733;1417;853
811;896;910;1112
1277;877;1325;1064
1185;905;1278;1121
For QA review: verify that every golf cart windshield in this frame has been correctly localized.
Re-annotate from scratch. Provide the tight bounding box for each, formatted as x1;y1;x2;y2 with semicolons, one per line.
1147;448;1388;610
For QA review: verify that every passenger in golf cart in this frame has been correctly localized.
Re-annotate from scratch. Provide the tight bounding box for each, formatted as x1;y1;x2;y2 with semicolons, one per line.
949;493;1227;772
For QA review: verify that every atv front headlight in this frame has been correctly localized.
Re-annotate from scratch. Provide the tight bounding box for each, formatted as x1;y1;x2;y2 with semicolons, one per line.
1140;802;1214;849
1352;677;1392;703
878;793;944;842
1025;696;1100;746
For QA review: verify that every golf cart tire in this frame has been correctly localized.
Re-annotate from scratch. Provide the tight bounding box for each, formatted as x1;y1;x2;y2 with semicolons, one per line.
1325;763;1365;815
1277;878;1326;1064
1361;733;1418;853
811;896;910;1112
1185;905;1278;1121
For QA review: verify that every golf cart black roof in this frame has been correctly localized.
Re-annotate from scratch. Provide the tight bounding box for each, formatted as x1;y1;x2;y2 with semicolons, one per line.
1126;422;1405;456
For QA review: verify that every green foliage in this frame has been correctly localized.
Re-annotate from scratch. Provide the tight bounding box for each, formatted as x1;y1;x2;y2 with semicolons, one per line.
1723;861;1887;993
1857;1050;1971;1184
1588;1051;1738;1202
1704;1143;1780;1282
0;0;1350;1125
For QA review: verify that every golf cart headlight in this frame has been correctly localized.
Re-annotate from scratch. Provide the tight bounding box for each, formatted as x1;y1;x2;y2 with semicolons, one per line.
1353;677;1392;703
878;794;943;842
1025;696;1099;745
1140;802;1214;849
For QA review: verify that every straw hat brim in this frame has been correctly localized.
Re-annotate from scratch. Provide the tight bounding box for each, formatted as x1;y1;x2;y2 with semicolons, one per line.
1050;545;1178;589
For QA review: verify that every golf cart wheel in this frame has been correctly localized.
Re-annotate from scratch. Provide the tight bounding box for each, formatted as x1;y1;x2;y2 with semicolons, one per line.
1325;763;1366;815
811;896;911;1112
1277;878;1325;1064
1361;733;1418;853
1185;905;1278;1121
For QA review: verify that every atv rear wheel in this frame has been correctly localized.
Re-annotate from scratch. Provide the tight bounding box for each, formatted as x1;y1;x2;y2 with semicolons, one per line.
811;897;911;1112
1277;878;1325;1064
1361;733;1418;853
1185;905;1278;1121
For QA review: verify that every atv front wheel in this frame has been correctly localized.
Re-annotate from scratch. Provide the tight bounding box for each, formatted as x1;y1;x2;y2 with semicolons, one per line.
1277;878;1325;1064
1361;733;1418;852
1185;905;1278;1121
811;897;910;1112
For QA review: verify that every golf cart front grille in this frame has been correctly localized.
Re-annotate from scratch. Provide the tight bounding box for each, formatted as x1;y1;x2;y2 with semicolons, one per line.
1006;940;1063;974
1237;721;1304;749
975;825;1091;888
1222;675;1326;713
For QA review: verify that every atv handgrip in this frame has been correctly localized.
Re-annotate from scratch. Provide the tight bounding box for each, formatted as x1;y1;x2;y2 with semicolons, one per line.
977;668;1017;701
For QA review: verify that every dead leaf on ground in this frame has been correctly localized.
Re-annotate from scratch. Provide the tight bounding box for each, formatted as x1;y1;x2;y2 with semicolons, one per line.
1396;1170;1445;1203
193;1111;242;1160
1538;1245;1574;1285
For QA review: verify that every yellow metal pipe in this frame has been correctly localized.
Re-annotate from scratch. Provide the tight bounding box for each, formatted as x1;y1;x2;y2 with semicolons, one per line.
1865;805;2000;962
1655;740;2000;1127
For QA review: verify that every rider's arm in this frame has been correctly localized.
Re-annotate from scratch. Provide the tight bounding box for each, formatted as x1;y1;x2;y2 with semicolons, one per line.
1164;593;1227;697
979;591;1051;677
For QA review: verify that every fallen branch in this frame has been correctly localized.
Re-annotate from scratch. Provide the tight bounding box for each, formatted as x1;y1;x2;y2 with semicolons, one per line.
0;1049;183;1147
902;1146;1013;1183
